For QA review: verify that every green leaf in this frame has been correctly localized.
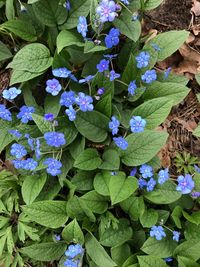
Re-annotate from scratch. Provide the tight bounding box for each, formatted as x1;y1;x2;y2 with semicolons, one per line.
111;244;131;267
141;237;177;258
2;19;37;41
140;209;158;227
182;211;200;226
193;124;200;137
142;81;190;105
32;114;52;134
9;69;45;85
21;242;67;262
173;239;200;261
85;233;117;267
132;98;174;129
94;171;111;196
0;130;15;153
65;0;91;29
84;41;107;53
100;219;133;247
178;256;200;267
121;130;168;166
109;174;138;205
81;191;108;214
120;196;145;221
22;174;47;205
144;0;164;10
18;221;40;242
5;0;15;20
145;181;182;204
7;43;53;73
44;94;61;117
67;196;96;222
113;12;141;42
95;94;112;117
99;149;120;170
57;30;84;53
146;30;189;61
0;41;12;62
62;219;84;244
22;201;68;228
69;135;85;159
74;148;102;170
137;255;168;267
71;170;94;191
32;0;67;26
74;111;109;143
171;206;182;229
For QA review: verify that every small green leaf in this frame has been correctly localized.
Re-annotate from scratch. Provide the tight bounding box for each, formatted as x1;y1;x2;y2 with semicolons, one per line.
95;94;112;117
57;30;84;53
100;219;133;247
71;170;94;191
94;171;111;196
81;191;108;214
85;233;117;267
141;237;177;258
144;0;164;10
21;242;67;262
9;69;45;85
109;174;138;205
22;174;47;205
193;124;200;137
74;148;102;170
22;201;68;228
121;130;168;166
65;0;91;29
0;41;12;62
145;181;182;204
137;255;168;267
62;219;84;244
120;196;145;221
74;111;109;143
32;114;52;134
173;239;200;261
2;19;37;41
140;209;158;227
99;149;120;170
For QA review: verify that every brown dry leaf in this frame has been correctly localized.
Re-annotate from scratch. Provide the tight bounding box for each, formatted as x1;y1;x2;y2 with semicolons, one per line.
157;143;171;168
173;60;198;75
179;43;200;63
191;0;200;16
172;118;198;132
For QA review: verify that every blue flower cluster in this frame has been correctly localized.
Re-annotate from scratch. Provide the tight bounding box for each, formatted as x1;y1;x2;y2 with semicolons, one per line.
108;115;146;150
96;0;118;23
3;87;21;100
150;226;180;242
64;244;84;267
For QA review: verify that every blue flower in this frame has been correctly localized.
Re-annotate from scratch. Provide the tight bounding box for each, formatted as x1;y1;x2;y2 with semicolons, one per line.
35;139;41;160
79;75;94;84
130;167;137;176
158;168;169;184
150;226;166;241
141;69;157;84
150;43;161;51
21;158;38;171
44;132;66;147
164;67;171;79
10;143;27;159
194;164;200;173
0;104;12;121
12;159;23;169
96;59;109;72
52;67;71;78
176;174;195;194
65;106;76;121
8;130;22;138
75;92;94;112
44;113;55;121
136;51;150;69
66;0;70;10
45;79;62;96
97;87;105;95
191;191;200;198
109;116;120;135
138;178;147;189
60;91;76;107
54;234;61;241
139;164;153;178
172;231;180;242
109;70;120;81
43;158;62;176
113;136;128;150
17;106;35;123
25;134;34;150
146;178;156;192
164;258;173;262
64;259;79;267
3;87;21;100
129;116;146;133
105;28;120;49
128;81;137;96
65;244;84;259
121;0;130;5
96;0;117;23
77;16;88;38
104;54;118;59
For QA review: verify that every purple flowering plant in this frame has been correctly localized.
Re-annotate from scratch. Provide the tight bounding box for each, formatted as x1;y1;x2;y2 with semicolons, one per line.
0;0;198;266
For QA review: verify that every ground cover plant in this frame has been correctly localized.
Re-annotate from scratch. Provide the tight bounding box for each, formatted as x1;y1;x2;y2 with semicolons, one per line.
0;0;200;266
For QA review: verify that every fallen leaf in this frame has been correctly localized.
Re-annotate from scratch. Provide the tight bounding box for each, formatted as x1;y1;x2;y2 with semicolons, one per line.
191;0;200;16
